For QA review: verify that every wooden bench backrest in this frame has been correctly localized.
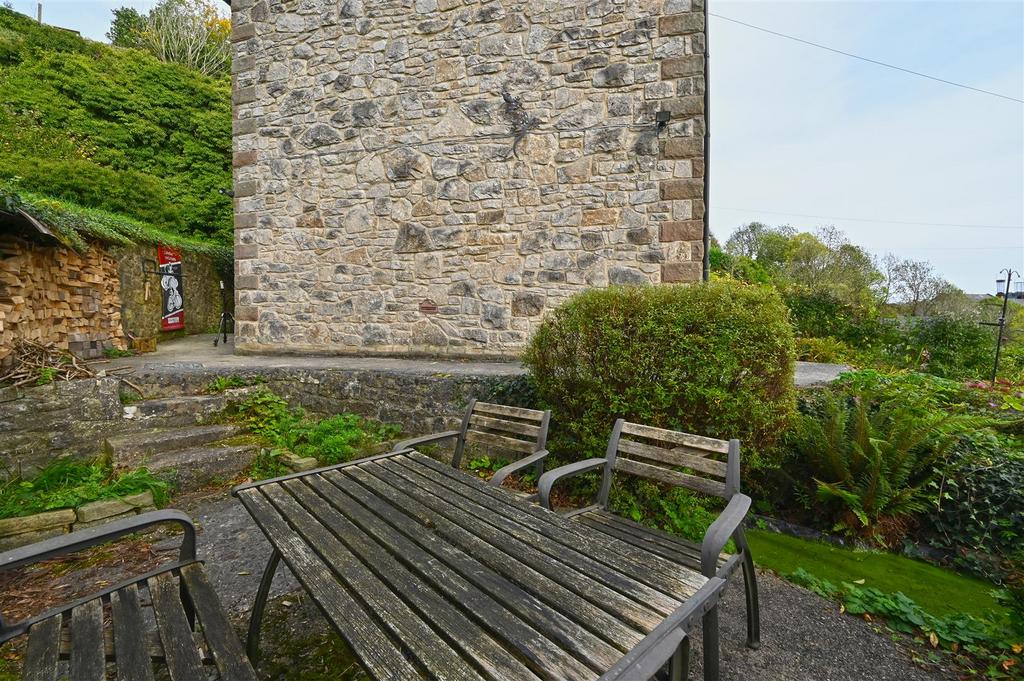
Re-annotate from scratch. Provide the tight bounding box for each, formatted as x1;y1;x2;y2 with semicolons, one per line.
452;399;550;467
599;419;740;504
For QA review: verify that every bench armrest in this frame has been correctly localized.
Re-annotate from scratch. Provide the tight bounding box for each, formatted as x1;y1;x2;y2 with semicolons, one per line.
537;458;607;510
0;509;197;573
598;576;727;680
392;430;461;452
701;493;751;577
489;449;549;487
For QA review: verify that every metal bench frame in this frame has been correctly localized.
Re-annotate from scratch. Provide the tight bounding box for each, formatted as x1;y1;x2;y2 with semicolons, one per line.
393;398;552;488
538;418;761;678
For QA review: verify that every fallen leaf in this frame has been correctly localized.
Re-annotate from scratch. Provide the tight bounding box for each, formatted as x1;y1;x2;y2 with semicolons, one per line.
928;632;938;648
852;579;865;585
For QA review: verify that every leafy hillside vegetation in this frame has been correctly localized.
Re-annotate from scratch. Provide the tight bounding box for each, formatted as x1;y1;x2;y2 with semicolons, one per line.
0;6;232;244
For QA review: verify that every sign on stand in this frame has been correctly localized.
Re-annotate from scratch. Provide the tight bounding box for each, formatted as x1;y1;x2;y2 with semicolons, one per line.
158;245;184;331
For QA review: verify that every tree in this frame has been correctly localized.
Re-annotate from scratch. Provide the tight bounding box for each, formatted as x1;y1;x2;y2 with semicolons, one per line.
107;7;146;48
887;257;947;316
109;0;230;77
725;223;883;308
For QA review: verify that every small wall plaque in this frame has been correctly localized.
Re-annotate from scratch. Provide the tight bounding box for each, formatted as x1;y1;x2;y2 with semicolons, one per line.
419;298;438;314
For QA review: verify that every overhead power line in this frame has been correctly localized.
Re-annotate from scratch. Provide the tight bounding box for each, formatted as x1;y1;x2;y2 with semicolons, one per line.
713;207;1024;230
709;13;1024;104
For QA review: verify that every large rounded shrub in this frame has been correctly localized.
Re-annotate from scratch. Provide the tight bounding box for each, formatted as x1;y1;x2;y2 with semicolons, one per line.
523;281;797;466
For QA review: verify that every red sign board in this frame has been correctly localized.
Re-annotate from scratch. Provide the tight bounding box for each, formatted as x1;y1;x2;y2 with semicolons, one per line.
158;245;184;331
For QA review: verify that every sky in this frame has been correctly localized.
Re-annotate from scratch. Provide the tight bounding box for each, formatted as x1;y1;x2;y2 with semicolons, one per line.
6;0;1024;294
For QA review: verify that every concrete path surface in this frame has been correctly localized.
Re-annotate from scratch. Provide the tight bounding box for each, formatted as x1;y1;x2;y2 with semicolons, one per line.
111;333;849;387
181;491;947;681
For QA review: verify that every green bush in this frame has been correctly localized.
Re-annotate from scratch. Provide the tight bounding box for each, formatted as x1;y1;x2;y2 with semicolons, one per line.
892;316;995;380
523;281;797;468
789;568;1021;673
923;433;1024;583
0;458;168;519
0;7;232;244
783;289;862;340
794;337;862;364
234;389;400;467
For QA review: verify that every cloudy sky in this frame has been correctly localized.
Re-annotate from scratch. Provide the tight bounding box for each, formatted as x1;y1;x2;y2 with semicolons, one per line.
8;0;1024;294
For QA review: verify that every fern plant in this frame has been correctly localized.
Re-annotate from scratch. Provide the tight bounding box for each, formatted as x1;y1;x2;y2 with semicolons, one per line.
790;392;988;545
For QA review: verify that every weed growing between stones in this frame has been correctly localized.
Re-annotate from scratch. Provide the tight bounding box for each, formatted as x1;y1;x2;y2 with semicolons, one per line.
206;374;264;393
231;389;400;470
249;448;289;481
118;389;143;405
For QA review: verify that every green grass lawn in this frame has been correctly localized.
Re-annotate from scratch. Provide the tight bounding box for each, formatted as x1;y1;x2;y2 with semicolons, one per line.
746;529;1003;620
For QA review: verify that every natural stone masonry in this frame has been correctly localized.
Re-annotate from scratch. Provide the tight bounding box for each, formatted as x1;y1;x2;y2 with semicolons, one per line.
231;0;707;357
0;491;156;551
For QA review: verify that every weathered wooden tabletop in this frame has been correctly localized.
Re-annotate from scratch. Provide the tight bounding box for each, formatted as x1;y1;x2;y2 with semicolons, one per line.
235;450;722;681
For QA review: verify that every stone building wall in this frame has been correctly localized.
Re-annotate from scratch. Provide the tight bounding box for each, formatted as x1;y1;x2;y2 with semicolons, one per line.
231;0;706;357
0;233;126;363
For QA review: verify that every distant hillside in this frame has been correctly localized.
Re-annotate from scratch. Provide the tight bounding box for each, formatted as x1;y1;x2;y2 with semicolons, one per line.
0;7;232;244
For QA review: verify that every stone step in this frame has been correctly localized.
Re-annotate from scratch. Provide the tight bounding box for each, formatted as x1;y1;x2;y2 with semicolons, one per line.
105;424;242;466
146;445;257;491
122;388;254;428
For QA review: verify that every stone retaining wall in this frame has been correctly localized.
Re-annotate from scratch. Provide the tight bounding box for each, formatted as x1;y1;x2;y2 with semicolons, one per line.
231;0;707;357
0;491;156;551
116;244;229;344
0;366;517;478
0;377;124;478
129;365;518;435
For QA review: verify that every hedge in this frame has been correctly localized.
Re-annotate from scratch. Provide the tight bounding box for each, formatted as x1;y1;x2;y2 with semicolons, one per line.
523;281;797;469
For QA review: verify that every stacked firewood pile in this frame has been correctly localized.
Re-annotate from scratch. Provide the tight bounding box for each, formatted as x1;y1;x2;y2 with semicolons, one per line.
0;233;126;366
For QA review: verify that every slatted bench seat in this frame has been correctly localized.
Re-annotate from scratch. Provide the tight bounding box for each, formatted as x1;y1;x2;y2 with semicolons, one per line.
1;510;257;681
538;419;761;663
393;399;551;488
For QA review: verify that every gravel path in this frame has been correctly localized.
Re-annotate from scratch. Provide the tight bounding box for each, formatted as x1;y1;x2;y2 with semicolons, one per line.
180;492;949;681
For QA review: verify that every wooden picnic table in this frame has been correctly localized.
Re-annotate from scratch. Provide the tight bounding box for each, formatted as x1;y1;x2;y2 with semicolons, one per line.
234;449;727;681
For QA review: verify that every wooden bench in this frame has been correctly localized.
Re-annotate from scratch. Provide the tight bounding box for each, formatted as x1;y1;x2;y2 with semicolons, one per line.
538;419;761;662
393;398;551;488
0;510;257;681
